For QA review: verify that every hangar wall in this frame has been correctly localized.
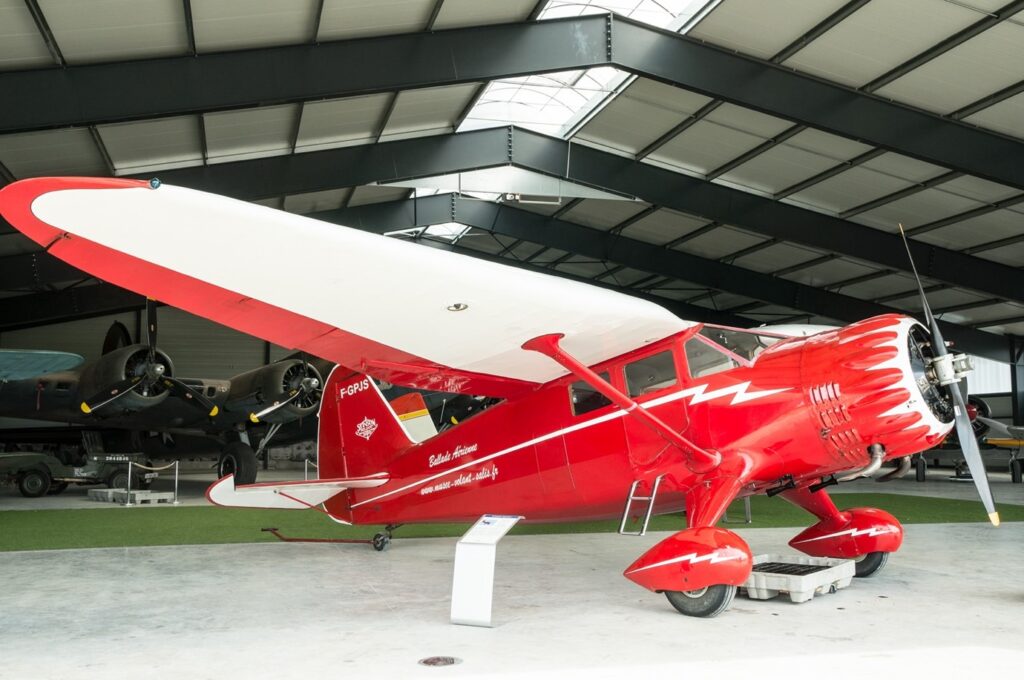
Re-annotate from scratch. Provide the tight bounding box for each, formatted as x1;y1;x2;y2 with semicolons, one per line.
0;307;287;380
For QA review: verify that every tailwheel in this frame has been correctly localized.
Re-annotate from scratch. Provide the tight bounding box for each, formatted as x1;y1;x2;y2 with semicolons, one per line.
371;533;391;552
664;584;737;618
854;551;889;577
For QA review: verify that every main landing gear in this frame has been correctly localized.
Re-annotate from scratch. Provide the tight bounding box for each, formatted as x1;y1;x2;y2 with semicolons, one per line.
780;485;902;578
664;585;737;618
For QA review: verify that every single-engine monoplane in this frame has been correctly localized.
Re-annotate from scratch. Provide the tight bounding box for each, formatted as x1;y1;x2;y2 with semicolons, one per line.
0;178;998;617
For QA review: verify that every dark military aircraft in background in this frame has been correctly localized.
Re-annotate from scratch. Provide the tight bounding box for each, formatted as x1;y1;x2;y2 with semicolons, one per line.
0;301;327;486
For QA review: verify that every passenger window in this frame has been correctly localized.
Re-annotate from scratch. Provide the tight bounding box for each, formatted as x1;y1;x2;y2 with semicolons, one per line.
685;337;740;378
570;372;612;416
625;350;677;397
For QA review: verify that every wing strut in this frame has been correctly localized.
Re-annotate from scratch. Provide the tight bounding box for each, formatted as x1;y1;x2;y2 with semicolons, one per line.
523;334;721;474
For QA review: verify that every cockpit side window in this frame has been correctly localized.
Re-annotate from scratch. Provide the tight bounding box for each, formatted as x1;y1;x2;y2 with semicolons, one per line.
570;372;612;416
625;350;678;397
684;336;740;378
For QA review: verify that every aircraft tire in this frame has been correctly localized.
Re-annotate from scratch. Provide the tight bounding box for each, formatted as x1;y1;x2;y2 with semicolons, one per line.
854;551;889;577
664;584;736;618
218;442;258;485
915;457;926;482
1011;459;1022;484
18;468;51;498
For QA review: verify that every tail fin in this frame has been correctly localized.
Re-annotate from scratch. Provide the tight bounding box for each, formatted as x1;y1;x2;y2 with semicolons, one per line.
317;368;414;480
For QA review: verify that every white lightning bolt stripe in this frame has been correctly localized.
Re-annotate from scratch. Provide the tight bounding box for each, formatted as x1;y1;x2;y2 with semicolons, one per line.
793;525;898;544
626;549;743;575
351;380;790;508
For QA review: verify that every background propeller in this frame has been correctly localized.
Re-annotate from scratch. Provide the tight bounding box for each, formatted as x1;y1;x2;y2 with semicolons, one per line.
898;224;999;526
80;299;219;418
249;357;321;423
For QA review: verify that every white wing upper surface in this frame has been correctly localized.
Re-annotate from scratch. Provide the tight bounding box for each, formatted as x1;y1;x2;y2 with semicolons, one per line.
3;179;692;394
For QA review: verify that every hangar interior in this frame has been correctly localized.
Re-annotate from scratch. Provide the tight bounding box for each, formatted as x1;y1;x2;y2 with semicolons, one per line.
0;0;1022;676
2;0;1023;394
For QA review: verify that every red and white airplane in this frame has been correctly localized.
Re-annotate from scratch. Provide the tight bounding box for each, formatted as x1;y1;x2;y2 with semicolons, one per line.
0;177;998;617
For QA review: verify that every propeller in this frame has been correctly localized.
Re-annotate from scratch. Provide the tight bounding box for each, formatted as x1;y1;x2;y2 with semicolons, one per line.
80;299;219;418
249;357;321;423
898;224;999;526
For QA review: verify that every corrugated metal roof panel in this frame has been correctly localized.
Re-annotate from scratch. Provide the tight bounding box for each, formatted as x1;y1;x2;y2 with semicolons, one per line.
433;0;536;29
283;188;353;214
874;19;1024;114
192;0;318;52
975;240;1024;267
648;120;771;175
204;103;300;164
851;188;983;231
619;208;709;246
964;91;1024;141
561;200;650;230
672;226;765;260
295;93;393;153
348;185;409;207
688;0;851;59
939;176;1021;204
97;115;204;175
786;166;914;213
0;0;54;70
719;142;840;195
784;128;874;161
554;256;608;279
860;152;948;183
781;0;982;88
729;242;824;274
915;208;1024;250
317;0;434;41
780;258;880;288
39;0;188;64
381;84;480;140
0;128;107;178
575;78;712;155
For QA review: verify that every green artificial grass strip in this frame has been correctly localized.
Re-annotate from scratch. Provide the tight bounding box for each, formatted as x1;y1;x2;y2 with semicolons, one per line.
1;492;1021;552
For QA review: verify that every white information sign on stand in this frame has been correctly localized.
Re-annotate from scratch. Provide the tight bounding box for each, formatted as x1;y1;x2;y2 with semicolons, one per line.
450;514;523;627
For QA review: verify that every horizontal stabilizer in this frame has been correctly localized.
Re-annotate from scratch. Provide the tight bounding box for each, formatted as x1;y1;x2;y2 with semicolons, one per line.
206;473;388;510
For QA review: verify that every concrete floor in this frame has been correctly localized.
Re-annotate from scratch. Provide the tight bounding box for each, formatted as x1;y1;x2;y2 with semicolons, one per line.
1;523;1021;679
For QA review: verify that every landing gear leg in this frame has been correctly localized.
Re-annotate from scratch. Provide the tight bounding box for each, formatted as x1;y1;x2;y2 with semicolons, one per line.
780;485;901;574
372;523;403;552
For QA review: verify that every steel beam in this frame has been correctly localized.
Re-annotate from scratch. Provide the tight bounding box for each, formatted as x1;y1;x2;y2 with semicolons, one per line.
4;14;1024;189
141;126;1024;307
311;193;1008;361
0;284;145;332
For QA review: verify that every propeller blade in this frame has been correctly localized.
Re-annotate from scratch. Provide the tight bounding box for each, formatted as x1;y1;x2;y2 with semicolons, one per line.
80;377;143;414
160;377;220;418
897;222;998;526
249;389;304;423
146;298;158;363
928;317;999;526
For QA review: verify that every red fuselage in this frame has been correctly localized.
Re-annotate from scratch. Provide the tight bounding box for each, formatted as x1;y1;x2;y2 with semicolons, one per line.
321;314;951;526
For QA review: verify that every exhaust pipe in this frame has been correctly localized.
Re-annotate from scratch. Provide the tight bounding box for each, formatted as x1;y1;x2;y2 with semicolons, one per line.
875;455;912;483
838;443;886;482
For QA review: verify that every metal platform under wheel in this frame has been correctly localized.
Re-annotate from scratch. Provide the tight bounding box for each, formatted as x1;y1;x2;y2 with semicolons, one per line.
742;554;854;604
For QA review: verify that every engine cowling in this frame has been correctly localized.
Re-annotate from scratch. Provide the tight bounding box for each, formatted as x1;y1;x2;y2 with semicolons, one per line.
225;359;323;423
77;344;174;413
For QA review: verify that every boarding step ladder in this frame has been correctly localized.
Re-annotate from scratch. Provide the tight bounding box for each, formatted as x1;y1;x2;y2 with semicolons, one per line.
618;474;666;536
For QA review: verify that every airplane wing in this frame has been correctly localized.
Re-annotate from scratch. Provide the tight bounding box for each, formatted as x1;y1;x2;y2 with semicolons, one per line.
0;350;85;381
0;178;691;397
206;473;389;510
